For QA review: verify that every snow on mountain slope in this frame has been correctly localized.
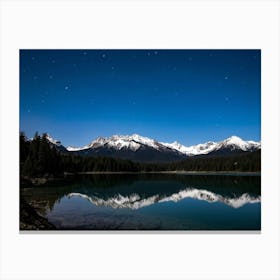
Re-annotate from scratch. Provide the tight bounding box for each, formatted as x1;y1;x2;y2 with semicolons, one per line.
162;136;260;156
161;140;217;156
46;134;62;146
64;134;260;156
67;137;107;151
211;136;260;152
67;134;167;152
67;145;90;152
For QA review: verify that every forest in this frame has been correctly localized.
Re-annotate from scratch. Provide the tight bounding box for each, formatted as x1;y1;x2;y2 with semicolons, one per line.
20;132;261;178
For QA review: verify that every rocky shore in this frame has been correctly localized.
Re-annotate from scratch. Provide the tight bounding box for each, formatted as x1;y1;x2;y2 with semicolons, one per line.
20;198;56;230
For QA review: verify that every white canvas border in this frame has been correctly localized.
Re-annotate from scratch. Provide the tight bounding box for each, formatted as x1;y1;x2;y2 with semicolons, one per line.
0;0;280;279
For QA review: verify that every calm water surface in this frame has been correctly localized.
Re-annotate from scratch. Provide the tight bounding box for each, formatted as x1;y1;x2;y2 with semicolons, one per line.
23;173;261;230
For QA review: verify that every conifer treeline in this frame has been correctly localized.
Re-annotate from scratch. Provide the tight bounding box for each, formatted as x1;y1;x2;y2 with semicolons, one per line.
20;132;61;177
20;132;261;178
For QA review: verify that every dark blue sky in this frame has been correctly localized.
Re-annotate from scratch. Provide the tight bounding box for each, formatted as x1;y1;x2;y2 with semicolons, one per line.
20;49;260;147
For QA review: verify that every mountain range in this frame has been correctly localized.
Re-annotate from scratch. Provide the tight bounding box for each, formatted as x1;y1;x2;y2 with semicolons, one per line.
46;134;261;162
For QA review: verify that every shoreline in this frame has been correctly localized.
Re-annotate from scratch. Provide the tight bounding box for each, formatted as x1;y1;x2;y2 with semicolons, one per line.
77;171;261;176
20;171;261;186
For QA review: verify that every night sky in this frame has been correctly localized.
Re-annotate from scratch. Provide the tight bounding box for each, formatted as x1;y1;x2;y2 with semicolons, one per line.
20;50;261;147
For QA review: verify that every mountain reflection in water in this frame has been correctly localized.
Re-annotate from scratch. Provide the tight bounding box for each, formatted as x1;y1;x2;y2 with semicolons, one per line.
68;187;260;210
22;173;261;230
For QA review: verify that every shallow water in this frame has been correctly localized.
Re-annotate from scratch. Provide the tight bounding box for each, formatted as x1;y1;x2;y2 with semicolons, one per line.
22;173;261;230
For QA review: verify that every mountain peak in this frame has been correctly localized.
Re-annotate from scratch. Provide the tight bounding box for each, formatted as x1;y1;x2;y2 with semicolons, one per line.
223;136;245;146
131;133;142;138
46;134;61;146
226;135;243;142
215;135;258;152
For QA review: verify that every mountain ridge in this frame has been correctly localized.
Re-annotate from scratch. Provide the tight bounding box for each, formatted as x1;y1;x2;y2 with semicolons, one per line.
42;133;261;162
65;134;260;153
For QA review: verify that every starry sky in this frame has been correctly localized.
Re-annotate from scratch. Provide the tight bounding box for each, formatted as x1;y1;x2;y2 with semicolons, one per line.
20;49;261;147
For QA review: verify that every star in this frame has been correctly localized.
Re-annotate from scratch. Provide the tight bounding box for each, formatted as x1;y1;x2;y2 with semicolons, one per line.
111;66;115;70
154;51;158;55
101;53;107;59
147;52;151;56
49;75;53;79
225;97;229;102
65;85;69;90
224;76;228;80
51;59;56;64
83;51;87;56
27;109;31;113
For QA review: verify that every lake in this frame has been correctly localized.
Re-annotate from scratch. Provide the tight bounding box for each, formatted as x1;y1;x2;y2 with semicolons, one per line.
22;173;261;230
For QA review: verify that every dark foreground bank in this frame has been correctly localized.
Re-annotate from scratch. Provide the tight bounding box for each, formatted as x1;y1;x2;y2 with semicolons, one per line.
20;198;56;230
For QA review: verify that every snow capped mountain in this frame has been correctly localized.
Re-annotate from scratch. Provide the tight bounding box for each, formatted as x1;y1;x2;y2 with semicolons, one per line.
206;136;260;156
46;134;62;146
84;134;164;151
162;135;260;156
46;133;260;161
217;136;261;151
66;134;185;162
161;140;217;156
67;134;161;152
45;134;69;153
